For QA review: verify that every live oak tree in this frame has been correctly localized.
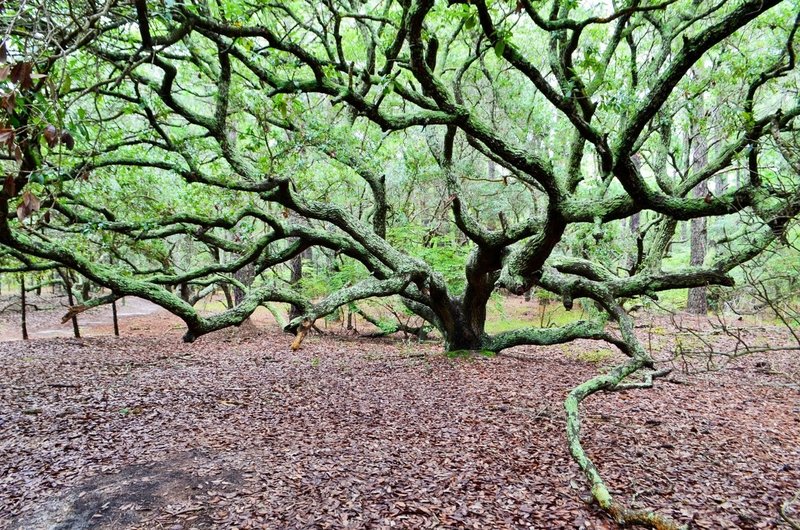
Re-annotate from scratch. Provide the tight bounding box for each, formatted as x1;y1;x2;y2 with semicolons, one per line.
1;0;799;527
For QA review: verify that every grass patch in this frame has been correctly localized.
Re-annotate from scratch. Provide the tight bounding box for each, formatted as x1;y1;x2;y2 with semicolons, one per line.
485;306;582;334
645;288;688;311
445;349;497;359
569;348;615;364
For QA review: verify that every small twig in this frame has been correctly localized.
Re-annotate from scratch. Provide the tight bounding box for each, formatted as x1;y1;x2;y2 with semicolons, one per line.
780;491;800;530
164;505;204;516
612;368;673;391
664;377;693;386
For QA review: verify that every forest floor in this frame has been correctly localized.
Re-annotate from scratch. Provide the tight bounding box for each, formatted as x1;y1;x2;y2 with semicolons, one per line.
0;296;799;529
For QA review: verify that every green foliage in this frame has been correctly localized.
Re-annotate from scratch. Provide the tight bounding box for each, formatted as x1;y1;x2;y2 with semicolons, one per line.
299;258;371;299
387;225;469;294
445;349;496;359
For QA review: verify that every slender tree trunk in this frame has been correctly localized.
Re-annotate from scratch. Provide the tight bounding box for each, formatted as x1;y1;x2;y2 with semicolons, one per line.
628;156;643;234
288;253;305;321
52;270;62;295
66;285;81;338
112;299;120;337
687;111;709;314
626;212;642;274
220;284;234;309
714;172;727;195
80;280;91;301
179;282;191;303
59;269;81;338
20;274;28;340
629;212;641;233
687;205;708;313
210;247;234;309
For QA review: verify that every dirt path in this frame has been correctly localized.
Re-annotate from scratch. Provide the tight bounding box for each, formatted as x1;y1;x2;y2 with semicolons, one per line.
0;296;169;342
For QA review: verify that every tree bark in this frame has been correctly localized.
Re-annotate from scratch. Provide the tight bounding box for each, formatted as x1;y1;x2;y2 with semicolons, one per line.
233;262;255;306
437;294;488;351
687;204;708;313
179;282;191;303
445;310;485;350
80;280;91;301
220;284;234;309
112;299;120;336
687;106;709;314
20;274;28;340
288;253;304;321
59;269;81;338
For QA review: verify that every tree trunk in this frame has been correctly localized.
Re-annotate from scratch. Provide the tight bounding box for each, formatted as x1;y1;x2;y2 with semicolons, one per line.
440;244;504;351
444;312;484;350
112;299;120;336
59;269;81;338
436;294;487;352
80;280;91;301
52;270;62;295
687;109;709;314
687;209;708;313
233;263;255;306
179;282;191;303
288;253;304;321
220;284;234;309
20;274;28;340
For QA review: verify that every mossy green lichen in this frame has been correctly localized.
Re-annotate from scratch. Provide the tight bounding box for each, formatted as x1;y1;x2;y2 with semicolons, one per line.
444;349;496;359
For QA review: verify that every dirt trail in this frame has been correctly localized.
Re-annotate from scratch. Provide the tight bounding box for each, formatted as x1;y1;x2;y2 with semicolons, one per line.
0;296;169;342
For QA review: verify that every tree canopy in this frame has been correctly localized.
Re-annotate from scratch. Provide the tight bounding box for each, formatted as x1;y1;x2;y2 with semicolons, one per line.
1;0;799;526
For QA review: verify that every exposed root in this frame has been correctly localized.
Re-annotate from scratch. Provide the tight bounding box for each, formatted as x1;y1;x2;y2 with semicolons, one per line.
611;368;673;391
565;359;686;530
608;502;684;529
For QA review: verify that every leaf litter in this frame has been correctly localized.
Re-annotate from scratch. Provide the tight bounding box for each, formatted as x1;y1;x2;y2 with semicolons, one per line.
0;311;798;529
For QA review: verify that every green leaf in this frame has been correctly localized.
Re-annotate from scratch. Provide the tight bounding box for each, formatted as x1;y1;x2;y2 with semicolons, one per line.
465;13;477;30
494;39;506;58
59;74;71;96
